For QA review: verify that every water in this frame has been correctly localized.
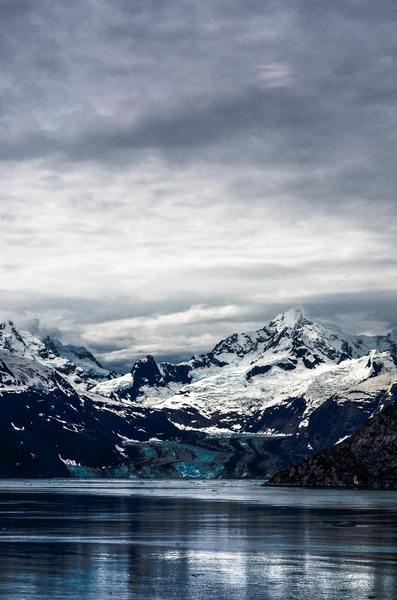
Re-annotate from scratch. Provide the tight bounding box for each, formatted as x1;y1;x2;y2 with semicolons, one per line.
0;480;396;599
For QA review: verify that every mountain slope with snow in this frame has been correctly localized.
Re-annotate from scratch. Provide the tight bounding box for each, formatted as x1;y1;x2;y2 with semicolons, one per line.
266;383;397;488
0;349;185;477
93;309;397;441
0;321;114;390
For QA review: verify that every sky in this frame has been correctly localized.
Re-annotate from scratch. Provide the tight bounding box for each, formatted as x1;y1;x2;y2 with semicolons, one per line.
0;0;396;370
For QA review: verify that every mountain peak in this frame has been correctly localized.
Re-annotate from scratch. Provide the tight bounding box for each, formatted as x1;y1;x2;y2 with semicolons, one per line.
0;319;111;389
0;320;19;333
270;308;307;329
130;355;163;389
0;320;27;351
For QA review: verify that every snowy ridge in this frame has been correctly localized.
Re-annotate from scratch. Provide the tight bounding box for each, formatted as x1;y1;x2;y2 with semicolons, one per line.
0;320;113;390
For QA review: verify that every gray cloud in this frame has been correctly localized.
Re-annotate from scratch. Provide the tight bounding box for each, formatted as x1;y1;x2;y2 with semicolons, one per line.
0;0;396;369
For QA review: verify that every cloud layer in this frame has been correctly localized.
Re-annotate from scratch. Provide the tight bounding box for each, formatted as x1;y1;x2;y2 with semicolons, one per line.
0;0;396;369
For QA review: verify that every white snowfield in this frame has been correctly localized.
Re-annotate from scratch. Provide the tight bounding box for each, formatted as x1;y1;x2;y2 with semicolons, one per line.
0;309;396;435
0;349;79;401
0;351;59;394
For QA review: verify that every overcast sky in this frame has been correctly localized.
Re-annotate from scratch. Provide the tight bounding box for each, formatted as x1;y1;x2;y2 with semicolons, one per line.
0;0;396;370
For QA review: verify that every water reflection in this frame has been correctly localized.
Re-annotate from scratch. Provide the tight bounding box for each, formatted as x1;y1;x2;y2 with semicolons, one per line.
0;481;395;599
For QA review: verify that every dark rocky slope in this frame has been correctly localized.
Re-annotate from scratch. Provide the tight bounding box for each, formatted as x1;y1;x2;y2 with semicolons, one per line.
266;384;397;489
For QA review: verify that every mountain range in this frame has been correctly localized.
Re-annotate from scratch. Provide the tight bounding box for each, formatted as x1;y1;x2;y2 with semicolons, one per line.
0;309;396;481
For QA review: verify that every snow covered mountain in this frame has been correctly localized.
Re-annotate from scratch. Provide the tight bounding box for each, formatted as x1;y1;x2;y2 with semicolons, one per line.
93;309;397;440
0;320;114;390
0;309;396;479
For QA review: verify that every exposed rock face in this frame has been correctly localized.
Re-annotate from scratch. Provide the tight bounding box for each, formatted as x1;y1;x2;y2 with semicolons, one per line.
130;355;163;388
160;362;192;385
130;355;192;390
266;384;397;489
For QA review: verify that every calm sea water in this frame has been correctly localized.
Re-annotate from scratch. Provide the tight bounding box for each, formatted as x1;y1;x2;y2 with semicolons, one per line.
0;479;396;599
